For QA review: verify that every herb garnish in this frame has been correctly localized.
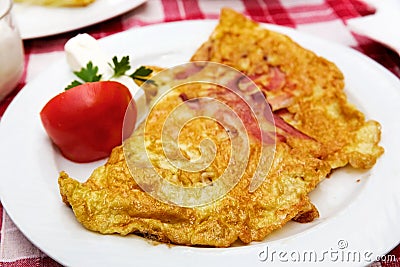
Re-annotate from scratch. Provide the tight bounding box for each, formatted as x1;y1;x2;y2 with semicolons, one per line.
65;56;154;90
65;62;102;90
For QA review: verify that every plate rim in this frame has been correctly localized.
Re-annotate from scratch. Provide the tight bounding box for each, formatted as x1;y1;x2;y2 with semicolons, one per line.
1;20;400;266
14;0;148;39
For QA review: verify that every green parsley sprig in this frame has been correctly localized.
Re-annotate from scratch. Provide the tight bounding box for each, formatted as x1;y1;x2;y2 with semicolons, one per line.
65;56;154;90
65;62;102;90
109;56;154;83
109;56;131;78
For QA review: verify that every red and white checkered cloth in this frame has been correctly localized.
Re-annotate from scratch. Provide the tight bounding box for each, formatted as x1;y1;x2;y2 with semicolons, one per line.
0;0;399;266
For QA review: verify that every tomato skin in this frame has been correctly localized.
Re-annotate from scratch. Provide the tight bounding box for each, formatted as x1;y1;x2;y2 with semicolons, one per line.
40;81;137;163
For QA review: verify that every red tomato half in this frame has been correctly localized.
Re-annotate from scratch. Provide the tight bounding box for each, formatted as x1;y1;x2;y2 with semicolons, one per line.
40;81;137;163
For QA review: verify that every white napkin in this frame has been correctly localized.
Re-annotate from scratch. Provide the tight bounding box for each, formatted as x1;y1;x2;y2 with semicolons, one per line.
347;0;400;55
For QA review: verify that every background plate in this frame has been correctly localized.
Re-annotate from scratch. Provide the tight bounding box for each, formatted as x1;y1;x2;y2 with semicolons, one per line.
13;0;147;39
0;21;399;266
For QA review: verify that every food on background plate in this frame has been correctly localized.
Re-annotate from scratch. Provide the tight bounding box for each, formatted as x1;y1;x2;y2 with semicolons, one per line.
57;8;383;247
14;0;95;7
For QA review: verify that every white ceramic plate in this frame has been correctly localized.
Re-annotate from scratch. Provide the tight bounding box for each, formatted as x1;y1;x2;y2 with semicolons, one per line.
13;0;147;39
0;21;400;267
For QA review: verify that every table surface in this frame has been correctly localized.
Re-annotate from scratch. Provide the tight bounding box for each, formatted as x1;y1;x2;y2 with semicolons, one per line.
0;0;399;266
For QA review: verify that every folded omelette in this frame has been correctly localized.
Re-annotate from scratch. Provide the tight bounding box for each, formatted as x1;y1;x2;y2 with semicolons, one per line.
58;9;383;247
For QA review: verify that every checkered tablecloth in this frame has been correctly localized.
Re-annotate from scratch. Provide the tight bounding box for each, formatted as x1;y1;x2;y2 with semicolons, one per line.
0;0;399;266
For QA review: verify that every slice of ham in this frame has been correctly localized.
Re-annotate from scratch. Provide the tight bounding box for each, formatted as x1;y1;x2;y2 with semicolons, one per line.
180;89;311;145
267;92;295;111
248;67;286;92
174;63;205;80
176;65;312;145
273;113;312;141
267;67;286;91
249;67;296;111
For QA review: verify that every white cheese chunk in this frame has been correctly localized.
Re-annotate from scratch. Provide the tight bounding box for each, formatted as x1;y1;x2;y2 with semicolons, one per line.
64;33;147;123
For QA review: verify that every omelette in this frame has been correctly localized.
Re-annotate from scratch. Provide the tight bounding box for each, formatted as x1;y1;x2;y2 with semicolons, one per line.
58;9;383;247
